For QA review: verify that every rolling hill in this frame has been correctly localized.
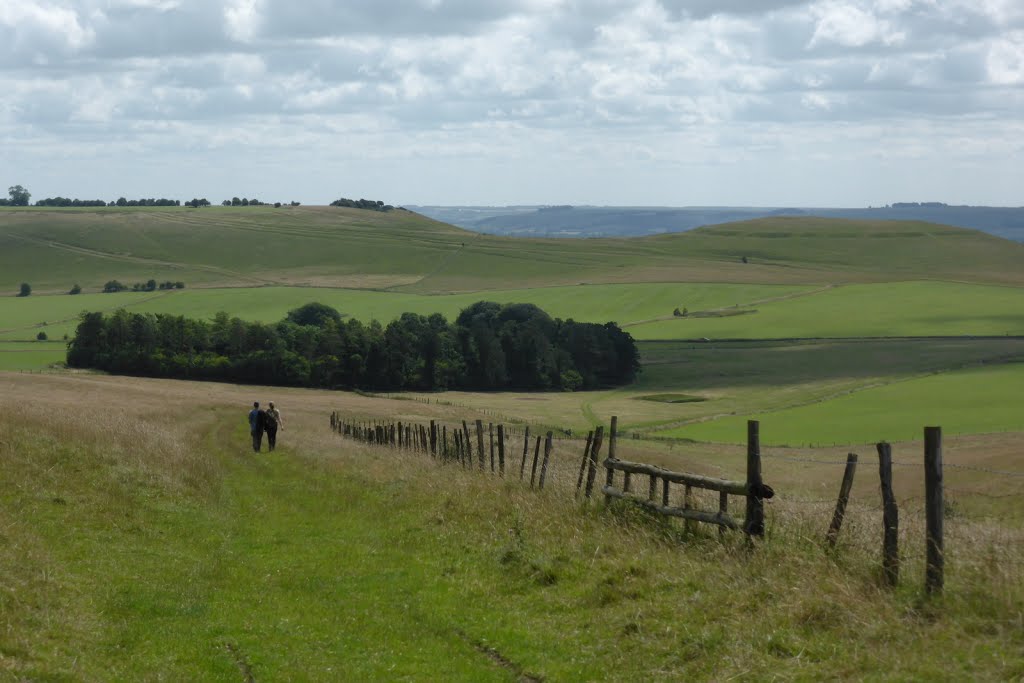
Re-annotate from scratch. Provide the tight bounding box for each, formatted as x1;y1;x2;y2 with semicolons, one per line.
3;207;1024;296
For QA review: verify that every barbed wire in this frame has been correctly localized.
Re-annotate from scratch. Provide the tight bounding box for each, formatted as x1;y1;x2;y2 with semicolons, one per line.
762;452;1024;478
943;463;1024;478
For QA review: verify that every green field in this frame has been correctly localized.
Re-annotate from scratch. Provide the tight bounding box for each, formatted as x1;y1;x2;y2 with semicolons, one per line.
628;280;1024;339
3;375;1022;680
0;342;66;370
656;362;1024;445
3;206;1024;442
0;282;810;341
4;208;1024;296
4;206;1024;679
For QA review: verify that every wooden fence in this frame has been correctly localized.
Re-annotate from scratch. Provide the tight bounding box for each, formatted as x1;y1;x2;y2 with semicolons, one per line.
331;411;957;596
330;413;557;489
330;412;775;538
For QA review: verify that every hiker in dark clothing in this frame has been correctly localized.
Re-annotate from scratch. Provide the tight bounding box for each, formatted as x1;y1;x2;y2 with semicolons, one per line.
248;401;266;452
265;401;283;451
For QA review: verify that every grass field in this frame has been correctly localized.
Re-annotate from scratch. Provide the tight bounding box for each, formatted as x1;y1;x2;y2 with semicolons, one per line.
5;208;1024;296
4;279;1023;344
2;372;1022;680
628;280;1024;339
0;282;811;342
0;341;66;370
4;208;1024;679
656;361;1024;446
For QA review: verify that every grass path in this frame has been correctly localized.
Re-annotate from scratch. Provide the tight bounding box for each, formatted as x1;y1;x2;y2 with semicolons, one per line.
108;415;528;680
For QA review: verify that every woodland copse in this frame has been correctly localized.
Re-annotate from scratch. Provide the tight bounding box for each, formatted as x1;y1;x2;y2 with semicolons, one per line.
66;301;640;392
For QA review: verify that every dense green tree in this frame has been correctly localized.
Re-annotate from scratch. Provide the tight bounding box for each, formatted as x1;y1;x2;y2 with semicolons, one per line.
17;283;30;297
285;302;343;328
8;185;31;206
65;302;639;392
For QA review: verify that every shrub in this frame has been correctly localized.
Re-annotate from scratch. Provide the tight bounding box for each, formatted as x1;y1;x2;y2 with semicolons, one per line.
69;284;82;295
18;283;31;297
36;331;48;341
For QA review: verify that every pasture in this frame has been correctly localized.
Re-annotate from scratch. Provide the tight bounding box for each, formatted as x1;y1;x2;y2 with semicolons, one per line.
4;208;1024;296
3;208;1024;679
657;361;1024;446
2;371;1022;679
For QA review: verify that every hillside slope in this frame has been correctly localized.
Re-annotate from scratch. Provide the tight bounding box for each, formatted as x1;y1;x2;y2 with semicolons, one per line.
3;207;1024;294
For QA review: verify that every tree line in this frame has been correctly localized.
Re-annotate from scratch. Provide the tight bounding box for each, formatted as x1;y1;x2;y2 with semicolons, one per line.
66;301;640;392
329;197;394;211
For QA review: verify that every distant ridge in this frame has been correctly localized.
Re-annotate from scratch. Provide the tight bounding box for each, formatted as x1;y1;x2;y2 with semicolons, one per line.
408;204;1024;242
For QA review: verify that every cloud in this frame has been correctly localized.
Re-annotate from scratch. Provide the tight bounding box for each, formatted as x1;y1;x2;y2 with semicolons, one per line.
0;0;1021;205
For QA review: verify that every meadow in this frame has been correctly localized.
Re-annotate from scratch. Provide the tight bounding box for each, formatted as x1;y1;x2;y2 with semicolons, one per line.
3;207;1024;446
0;281;810;342
2;372;1022;680
3;206;1024;679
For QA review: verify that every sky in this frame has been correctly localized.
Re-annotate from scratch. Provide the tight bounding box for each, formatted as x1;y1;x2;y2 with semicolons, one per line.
1;0;1022;207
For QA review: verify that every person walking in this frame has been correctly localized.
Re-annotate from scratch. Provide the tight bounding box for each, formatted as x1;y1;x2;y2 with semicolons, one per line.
248;401;266;452
265;401;283;451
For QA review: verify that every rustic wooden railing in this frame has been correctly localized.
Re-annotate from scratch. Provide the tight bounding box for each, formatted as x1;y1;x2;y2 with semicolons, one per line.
599;418;774;537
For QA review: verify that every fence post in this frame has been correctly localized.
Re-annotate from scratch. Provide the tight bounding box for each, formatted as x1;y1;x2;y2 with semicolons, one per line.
718;491;728;538
476;420;485;470
430;420;437;458
530;435;542;488
924;426;944;596
519;426;531;480
538;432;553;490
744;420;765;538
489;423;495;472
826;452;859;548
462;421;472;467
575;431;594;498
584;426;604;499
604;417;618;505
877;443;899;587
497;425;505;477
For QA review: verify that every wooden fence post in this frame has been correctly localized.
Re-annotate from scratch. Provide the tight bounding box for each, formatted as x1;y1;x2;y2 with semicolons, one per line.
718;491;728;538
529;435;542;488
584;426;604;499
519;426;531;480
924;427;944;596
826;452;859;548
489;423;495;472
538;432;553;490
604;417;618;505
462;421;472;467
744;420;765;538
877;443;899;587
497;425;506;477
476;420;485;470
430;421;437;458
575;431;594;498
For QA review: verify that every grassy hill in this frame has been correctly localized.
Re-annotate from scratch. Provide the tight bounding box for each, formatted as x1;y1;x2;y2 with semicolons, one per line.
3;208;1024;295
2;373;1022;680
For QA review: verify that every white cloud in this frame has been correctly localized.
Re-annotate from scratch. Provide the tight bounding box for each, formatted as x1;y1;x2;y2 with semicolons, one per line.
0;0;1020;205
223;0;263;43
